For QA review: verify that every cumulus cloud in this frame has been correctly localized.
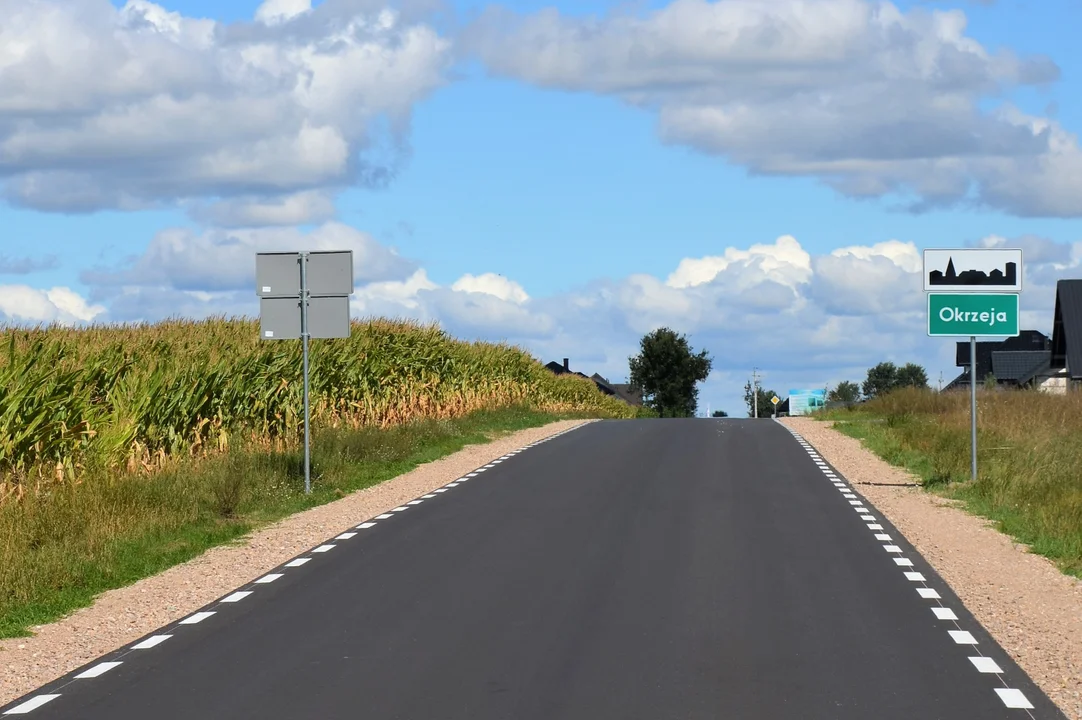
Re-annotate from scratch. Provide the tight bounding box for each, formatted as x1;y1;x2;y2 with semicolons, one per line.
80;221;417;293
51;221;1082;413
187;191;337;228
0;285;106;325
463;0;1081;217
451;273;529;303
0;0;451;220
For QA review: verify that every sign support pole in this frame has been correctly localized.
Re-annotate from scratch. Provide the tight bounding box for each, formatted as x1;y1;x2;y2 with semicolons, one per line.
300;252;311;495
970;335;977;482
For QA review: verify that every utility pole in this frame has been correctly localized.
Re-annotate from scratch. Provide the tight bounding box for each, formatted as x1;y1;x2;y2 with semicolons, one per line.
752;367;760;419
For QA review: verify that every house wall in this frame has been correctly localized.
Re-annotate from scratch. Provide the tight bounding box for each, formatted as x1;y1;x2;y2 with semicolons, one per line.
1039;368;1069;395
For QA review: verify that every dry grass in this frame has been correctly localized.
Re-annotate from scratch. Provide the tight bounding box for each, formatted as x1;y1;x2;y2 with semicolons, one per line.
824;387;1082;576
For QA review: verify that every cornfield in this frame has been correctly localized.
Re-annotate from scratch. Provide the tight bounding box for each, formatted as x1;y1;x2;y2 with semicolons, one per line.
0;316;636;501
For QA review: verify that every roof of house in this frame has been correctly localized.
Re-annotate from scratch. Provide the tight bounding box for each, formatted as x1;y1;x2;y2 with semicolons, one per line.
956;330;1050;369
544;360;569;375
991;350;1052;384
1051;279;1082;378
610;383;643;406
943;371;970;392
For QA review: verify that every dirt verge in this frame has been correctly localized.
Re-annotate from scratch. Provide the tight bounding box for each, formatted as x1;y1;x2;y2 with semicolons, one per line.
782;416;1082;720
0;419;593;706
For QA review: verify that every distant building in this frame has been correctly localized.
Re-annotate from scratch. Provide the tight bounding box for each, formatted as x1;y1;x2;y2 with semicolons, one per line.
942;277;1082;394
543;358;643;406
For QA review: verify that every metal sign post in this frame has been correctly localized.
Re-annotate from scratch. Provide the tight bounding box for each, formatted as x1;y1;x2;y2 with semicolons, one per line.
969;337;982;484
922;248;1022;485
256;250;354;494
299;253;311;494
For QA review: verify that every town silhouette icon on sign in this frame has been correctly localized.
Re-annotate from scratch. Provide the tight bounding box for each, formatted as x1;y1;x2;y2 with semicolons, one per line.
927;256;1017;287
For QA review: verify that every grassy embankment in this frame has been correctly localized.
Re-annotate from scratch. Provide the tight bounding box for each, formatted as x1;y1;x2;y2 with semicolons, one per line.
0;317;643;638
819;387;1082;578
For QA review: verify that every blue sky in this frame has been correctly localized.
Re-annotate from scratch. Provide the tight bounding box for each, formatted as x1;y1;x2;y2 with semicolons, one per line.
1;0;1081;416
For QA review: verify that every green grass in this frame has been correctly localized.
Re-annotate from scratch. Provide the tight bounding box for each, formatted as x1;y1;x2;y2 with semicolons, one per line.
0;405;598;638
817;387;1082;579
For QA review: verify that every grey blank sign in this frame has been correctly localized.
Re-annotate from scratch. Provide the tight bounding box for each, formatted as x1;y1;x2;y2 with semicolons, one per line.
259;296;351;340
307;251;354;297
260;297;301;339
256;253;301;298
307;296;351;338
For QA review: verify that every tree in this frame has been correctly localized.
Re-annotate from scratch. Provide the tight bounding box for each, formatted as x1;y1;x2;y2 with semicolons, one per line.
896;363;929;389
743;381;779;418
711;410;729;417
628;327;713;418
828;380;861;403
862;361;898;398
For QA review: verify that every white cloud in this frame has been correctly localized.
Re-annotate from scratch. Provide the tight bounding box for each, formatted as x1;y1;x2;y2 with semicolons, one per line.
81;221;416;292
0;0;451;219
0;285;106;325
254;0;311;26
61;222;1082;415
451;273;529;303
464;0;1079;217
188;191;337;227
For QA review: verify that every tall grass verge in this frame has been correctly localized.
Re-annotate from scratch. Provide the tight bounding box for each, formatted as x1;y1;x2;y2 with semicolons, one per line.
820;387;1082;577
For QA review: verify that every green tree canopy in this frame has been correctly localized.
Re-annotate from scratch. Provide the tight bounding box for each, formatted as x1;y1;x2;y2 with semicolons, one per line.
711;410;728;417
862;361;898;398
896;362;929;389
828;380;861;403
862;361;929;398
743;381;779;418
628;328;713;417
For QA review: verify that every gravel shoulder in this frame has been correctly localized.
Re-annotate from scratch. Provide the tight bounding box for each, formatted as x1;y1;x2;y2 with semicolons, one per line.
782;416;1082;720
0;418;593;706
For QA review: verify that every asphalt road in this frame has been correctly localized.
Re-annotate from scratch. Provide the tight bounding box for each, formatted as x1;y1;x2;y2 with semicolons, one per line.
2;419;1067;719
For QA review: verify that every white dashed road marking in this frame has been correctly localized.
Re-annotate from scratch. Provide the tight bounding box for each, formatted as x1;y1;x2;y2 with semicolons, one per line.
131;635;171;650
312;545;335;553
75;662;122;679
932;607;958;620
335;532;357;540
894;558;914;567
286;558;310;567
970;656;1003;673
904;572;925;581
180;611;215;625
949;630;978;645
254;574;283;584
221;591;251;603
3;694;60;714
917;588;941;599
356;523;376;529
995;688;1034;709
